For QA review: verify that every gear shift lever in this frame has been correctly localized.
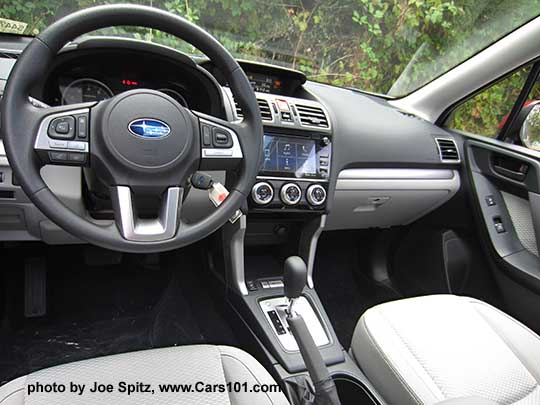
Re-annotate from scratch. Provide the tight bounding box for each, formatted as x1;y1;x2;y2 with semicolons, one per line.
284;256;307;312
283;256;341;405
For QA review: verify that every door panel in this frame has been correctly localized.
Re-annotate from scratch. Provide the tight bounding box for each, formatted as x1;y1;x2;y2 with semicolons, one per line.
467;139;540;294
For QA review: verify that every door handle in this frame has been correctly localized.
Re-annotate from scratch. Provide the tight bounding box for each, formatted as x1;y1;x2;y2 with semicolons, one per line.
492;164;527;181
491;154;529;182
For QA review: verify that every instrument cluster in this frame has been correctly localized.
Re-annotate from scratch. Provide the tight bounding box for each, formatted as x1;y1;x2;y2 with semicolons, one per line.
42;49;222;116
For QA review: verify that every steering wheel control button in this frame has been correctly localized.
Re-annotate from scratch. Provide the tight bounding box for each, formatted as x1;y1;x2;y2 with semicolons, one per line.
48;116;75;140
67;141;86;151
306;184;327;206
76;115;88;139
49;139;68;149
203;149;233;157
280;183;302;206
48;151;68;162
252;182;274;205
213;128;232;148
201;124;212;146
68;153;87;163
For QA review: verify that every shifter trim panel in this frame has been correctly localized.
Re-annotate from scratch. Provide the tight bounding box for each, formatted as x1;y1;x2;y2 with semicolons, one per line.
259;296;330;352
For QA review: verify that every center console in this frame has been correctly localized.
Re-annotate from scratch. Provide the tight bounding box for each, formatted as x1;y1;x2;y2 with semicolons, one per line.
218;80;382;403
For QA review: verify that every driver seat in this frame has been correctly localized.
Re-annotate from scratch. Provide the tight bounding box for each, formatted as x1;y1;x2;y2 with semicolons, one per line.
0;345;290;405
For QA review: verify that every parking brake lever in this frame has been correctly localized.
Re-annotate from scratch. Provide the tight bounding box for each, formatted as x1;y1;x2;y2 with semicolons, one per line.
284;256;341;405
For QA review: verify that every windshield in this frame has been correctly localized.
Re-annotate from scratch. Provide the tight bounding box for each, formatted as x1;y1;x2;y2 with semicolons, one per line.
2;0;539;97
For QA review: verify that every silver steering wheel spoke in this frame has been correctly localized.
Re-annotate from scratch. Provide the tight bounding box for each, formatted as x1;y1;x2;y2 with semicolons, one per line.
111;186;183;242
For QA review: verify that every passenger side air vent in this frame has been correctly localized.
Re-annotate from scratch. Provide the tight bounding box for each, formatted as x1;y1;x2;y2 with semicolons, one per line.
235;99;273;121
296;104;329;128
435;138;460;162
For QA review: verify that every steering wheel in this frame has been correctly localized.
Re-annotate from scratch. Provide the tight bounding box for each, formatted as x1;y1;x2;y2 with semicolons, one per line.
1;5;263;253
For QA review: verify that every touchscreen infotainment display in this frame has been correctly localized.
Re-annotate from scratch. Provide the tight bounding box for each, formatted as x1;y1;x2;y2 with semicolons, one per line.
262;134;317;177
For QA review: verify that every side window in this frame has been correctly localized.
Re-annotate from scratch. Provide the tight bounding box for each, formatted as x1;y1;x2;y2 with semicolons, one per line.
446;65;531;138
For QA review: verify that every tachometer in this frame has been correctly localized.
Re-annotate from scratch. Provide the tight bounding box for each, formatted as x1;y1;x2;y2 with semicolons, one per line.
62;78;113;105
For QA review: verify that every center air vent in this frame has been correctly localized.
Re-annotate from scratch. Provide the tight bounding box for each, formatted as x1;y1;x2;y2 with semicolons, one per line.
296;104;329;128
436;138;460;162
235;99;273;121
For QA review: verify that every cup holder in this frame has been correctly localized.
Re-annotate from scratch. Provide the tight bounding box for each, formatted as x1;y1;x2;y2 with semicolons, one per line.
332;374;378;405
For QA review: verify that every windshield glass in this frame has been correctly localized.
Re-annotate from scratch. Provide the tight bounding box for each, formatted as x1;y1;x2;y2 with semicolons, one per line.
2;0;539;97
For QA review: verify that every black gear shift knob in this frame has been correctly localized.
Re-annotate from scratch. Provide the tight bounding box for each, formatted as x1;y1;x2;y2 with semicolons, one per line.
284;256;307;299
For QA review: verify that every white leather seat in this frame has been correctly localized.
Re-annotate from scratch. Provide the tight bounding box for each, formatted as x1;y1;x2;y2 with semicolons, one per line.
351;295;540;405
0;345;290;405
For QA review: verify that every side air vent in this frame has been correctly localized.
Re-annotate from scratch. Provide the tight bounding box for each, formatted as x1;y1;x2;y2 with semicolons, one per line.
296;104;329;128
436;138;460;162
235;99;273;121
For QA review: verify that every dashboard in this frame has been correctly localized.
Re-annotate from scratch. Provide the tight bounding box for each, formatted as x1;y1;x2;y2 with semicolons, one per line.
0;35;462;244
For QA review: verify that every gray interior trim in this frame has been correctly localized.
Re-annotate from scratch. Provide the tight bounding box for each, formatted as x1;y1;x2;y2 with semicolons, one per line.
337;168;455;180
328;169;460;230
223;214;248;295
299;215;326;289
259;296;330;352
501;191;539;257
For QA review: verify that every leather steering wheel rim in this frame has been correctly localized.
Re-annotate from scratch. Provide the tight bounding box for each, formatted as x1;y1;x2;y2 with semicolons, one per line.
1;5;263;253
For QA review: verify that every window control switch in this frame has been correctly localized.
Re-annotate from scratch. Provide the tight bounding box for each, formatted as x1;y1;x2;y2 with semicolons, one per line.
493;217;505;234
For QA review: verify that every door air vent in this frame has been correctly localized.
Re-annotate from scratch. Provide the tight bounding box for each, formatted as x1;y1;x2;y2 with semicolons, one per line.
235;99;273;121
295;104;329;128
435;138;460;162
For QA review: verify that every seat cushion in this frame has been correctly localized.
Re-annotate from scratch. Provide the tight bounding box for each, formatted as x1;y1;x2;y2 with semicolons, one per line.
351;295;540;405
0;345;289;405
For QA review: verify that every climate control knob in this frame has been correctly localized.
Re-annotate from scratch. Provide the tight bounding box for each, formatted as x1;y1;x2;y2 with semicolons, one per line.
306;184;327;206
251;182;274;205
280;183;302;206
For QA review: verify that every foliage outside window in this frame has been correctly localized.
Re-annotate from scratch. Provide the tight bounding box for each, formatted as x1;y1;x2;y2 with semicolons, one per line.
446;67;529;137
1;0;540;97
447;66;540;138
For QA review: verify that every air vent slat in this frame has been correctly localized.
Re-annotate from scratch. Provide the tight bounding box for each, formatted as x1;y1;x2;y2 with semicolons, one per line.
436;138;460;162
235;99;273;121
0;52;19;60
295;104;329;128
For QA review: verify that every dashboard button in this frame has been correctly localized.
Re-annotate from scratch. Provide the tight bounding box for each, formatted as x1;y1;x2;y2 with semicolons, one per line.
306;184;327;206
280;183;302;206
252;182;274;205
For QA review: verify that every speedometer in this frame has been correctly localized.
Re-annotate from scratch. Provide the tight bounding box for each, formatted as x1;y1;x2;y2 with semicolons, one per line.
158;88;188;107
62;78;113;105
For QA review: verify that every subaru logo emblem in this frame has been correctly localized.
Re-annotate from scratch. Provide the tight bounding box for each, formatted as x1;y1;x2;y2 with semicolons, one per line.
128;119;171;139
